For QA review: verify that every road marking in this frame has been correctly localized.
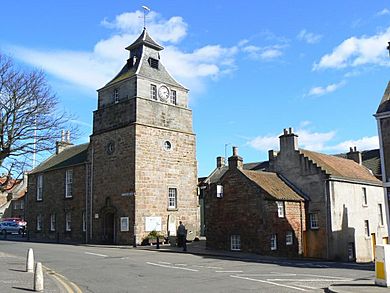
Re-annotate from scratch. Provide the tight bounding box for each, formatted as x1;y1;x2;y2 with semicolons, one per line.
297;284;318;290
146;262;199;272
266;278;353;282
85;252;108;257
216;270;243;273
299;273;352;280
174;263;188;266
43;265;83;293
230;275;308;292
206;266;223;269
158;261;172;265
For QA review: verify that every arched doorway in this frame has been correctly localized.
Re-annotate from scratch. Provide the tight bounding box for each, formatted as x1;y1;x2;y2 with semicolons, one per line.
101;197;116;244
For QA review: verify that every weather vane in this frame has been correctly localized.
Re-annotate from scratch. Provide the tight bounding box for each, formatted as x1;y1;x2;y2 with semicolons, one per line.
141;5;150;29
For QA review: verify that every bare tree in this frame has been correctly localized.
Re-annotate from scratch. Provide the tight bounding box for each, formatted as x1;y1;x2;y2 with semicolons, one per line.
0;53;77;191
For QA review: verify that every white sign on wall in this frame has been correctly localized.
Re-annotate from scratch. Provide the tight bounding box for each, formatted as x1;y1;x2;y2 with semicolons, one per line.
145;216;162;232
120;217;129;232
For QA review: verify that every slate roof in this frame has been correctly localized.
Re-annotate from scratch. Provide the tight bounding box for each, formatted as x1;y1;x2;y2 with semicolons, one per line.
300;149;381;184
242;170;304;201
377;81;390;114
31;143;89;174
104;28;186;89
125;28;164;51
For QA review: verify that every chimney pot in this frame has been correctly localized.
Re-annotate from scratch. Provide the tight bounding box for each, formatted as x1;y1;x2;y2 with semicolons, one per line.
216;156;225;168
283;128;288;135
232;146;238;156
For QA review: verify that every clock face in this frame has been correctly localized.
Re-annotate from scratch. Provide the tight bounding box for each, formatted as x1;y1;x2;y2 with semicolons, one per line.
158;85;169;102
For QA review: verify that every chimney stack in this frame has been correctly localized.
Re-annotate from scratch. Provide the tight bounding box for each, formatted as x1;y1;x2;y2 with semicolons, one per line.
216;156;225;168
56;130;73;154
279;127;298;153
347;146;362;165
228;146;243;169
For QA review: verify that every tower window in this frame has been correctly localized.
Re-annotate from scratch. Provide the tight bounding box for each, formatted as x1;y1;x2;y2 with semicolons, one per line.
114;89;119;103
168;188;177;209
148;58;159;69
150;84;157;100
170;90;177;105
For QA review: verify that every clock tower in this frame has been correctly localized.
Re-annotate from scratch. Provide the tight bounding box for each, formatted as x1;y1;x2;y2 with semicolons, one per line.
88;28;199;244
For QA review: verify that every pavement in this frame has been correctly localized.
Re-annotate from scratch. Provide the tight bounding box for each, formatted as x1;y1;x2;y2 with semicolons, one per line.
0;235;389;292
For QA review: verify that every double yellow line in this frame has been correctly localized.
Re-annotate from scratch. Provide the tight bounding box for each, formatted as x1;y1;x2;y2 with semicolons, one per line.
43;265;83;293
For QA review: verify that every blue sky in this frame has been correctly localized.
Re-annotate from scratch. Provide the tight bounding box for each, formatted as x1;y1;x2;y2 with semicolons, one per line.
1;1;390;176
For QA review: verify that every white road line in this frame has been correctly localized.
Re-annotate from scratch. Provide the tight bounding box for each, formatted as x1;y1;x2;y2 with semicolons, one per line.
158;261;171;265
299;273;352;280
174;263;188;266
216;270;243;273
297;284;318;290
85;252;108;257
266;278;353;282
146;262;199;272
230;275;308;292
207;266;223;269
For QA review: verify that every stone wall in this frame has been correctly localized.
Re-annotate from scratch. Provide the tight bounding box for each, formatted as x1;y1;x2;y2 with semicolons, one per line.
205;169;305;257
26;164;87;243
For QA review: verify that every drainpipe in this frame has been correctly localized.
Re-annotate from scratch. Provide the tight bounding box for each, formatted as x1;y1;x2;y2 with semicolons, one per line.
325;179;331;260
90;147;94;241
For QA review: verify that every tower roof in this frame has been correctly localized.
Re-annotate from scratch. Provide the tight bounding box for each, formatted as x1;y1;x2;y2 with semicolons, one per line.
377;81;390;114
125;28;164;51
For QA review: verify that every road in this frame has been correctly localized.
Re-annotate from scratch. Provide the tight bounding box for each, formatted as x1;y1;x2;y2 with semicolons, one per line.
0;240;374;293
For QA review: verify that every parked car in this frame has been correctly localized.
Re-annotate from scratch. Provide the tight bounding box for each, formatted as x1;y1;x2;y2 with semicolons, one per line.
1;217;27;227
0;221;25;234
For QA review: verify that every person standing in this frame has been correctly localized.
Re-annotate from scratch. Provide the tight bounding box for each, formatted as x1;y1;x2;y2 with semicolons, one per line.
177;221;187;251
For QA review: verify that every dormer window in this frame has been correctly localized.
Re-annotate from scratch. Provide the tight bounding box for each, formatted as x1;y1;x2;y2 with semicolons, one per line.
148;57;159;69
114;89;119;103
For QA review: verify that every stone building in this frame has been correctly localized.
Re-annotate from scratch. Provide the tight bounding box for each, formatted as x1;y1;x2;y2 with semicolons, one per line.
269;128;387;262
202;129;387;262
375;82;390;219
25;28;199;245
204;147;306;257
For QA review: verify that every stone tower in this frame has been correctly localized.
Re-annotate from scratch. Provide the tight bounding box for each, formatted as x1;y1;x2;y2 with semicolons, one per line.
375;82;390;205
88;28;199;244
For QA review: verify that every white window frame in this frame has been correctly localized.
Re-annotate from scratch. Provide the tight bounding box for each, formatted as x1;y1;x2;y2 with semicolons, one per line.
230;235;241;251
276;201;285;218
362;187;368;206
120;217;129;232
364;220;370;237
65;169;73;198
379;204;384;226
286;231;293;245
309;213;319;229
36;174;43;201
216;185;224;198
170;90;177;105
50;214;56;231
271;234;277;250
168;188;177;209
114;88;119;103
65;212;71;232
36;214;42;231
150;84;157;100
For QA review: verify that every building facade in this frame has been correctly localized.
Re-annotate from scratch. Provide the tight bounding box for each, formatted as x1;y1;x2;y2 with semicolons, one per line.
202;129;388;262
26;29;199;245
204;147;306;257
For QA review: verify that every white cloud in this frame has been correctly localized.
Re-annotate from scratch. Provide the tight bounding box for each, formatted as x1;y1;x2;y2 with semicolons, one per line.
9;10;238;93
242;45;284;61
313;27;390;70
306;81;346;97
325;136;379;152
247;124;378;154
377;8;390;16
297;29;322;44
